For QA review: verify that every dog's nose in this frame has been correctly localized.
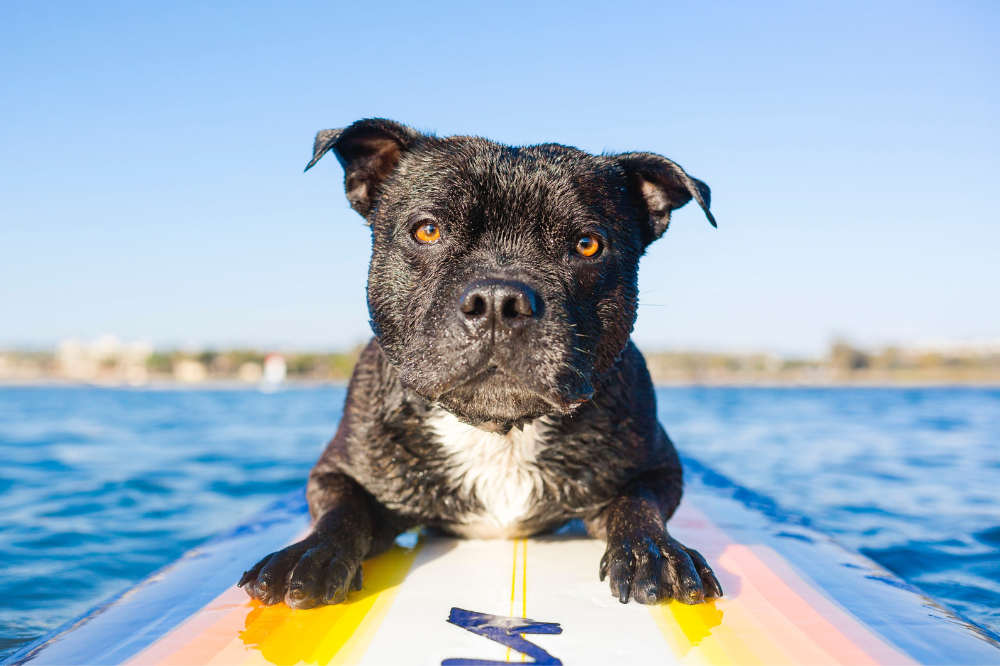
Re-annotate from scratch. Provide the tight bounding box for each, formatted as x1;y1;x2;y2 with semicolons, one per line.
459;279;540;331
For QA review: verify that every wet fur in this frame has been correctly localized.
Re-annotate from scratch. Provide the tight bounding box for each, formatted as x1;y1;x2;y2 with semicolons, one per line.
238;119;722;609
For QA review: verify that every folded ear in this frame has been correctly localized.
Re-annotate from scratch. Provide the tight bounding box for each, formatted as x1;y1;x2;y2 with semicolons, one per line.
305;118;425;218
616;152;716;242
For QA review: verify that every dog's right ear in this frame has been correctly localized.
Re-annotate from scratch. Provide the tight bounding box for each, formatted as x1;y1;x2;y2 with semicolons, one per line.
616;152;717;243
305;118;425;218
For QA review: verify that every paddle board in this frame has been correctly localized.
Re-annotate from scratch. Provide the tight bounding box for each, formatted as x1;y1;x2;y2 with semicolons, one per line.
5;458;998;665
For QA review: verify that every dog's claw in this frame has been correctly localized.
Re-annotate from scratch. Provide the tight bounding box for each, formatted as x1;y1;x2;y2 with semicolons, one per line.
238;552;274;592
239;534;364;609
601;532;720;605
687;548;724;599
706;572;724;598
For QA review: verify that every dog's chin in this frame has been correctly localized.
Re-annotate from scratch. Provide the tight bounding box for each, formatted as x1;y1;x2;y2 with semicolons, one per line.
433;367;565;433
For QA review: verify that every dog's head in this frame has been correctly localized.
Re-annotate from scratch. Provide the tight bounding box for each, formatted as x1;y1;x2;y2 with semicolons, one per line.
308;119;715;431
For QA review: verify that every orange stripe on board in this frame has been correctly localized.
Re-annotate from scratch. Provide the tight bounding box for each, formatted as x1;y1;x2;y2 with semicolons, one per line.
650;503;916;665
723;544;871;664
124;586;255;666
746;546;915;665
128;542;421;666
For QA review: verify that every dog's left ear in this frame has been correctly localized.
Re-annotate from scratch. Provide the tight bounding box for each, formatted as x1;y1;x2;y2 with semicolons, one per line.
305;118;426;218
616;152;716;242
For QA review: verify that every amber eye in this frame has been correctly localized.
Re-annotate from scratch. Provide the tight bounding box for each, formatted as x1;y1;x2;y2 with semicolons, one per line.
575;234;601;257
414;222;441;244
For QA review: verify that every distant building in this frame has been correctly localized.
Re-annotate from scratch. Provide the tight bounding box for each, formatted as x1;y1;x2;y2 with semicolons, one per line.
55;335;152;384
238;362;263;383
173;359;207;383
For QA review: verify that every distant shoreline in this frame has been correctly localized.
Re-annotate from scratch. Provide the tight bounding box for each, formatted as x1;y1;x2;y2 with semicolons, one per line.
4;338;999;388
2;378;998;389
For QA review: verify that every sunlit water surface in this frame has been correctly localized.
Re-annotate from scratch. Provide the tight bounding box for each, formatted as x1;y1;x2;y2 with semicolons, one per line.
0;386;998;657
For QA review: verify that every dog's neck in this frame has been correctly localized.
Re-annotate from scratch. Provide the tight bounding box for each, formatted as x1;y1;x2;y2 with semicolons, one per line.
426;406;548;537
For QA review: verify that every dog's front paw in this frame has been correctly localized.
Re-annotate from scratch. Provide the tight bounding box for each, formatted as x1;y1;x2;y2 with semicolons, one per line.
600;531;722;605
238;533;363;609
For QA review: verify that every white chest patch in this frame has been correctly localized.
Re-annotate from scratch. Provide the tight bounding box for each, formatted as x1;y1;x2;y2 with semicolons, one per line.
427;407;547;538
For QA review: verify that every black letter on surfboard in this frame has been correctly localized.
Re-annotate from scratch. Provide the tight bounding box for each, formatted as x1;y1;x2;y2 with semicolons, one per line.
442;607;562;665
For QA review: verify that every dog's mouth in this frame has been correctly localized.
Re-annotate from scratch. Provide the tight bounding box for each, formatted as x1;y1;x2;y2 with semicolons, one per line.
390;327;596;431
432;361;570;432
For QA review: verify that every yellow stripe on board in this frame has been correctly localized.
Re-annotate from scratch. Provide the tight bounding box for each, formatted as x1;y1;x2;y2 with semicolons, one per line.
246;543;422;666
522;539;528;619
506;539;515;663
503;539;530;663
509;539;519;617
131;541;421;666
521;539;527;663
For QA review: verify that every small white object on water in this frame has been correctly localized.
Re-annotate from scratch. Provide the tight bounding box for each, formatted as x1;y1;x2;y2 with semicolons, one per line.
260;353;287;393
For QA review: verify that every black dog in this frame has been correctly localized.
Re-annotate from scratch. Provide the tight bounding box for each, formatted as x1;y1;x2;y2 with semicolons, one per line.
238;119;722;608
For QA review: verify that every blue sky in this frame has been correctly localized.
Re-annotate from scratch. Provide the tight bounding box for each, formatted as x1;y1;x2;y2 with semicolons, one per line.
2;0;997;355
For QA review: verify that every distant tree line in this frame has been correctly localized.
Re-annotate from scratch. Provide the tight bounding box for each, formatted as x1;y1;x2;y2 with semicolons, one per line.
1;339;998;385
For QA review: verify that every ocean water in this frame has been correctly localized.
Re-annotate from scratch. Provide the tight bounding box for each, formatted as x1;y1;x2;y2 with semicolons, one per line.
1;386;998;658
